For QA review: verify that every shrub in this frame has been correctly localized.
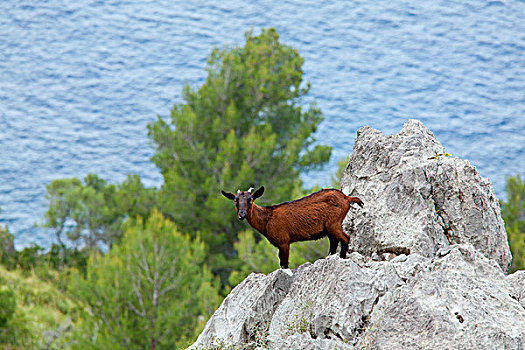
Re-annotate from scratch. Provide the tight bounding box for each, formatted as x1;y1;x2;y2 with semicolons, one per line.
0;287;16;326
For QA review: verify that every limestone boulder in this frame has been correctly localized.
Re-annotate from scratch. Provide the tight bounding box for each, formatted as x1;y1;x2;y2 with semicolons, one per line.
341;119;511;270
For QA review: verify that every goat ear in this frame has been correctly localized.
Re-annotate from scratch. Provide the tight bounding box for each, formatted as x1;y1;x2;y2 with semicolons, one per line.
221;190;236;201
252;186;264;200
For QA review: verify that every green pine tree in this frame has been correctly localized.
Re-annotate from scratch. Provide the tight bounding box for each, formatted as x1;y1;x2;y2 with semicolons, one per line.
43;174;157;254
43;175;121;252
68;209;221;349
148;28;331;281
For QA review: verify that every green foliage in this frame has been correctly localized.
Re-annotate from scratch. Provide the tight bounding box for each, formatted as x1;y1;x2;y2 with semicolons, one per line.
14;245;45;272
0;287;16;326
115;174;158;221
68;209;221;350
43;175;120;251
0;266;78;348
501;174;525;272
228;231;277;285
289;238;330;267
148;28;331;280
45;244;88;276
1;240;87;290
0;225;85;347
0;226;16;267
28;27;339;346
43;174;157;252
331;156;350;189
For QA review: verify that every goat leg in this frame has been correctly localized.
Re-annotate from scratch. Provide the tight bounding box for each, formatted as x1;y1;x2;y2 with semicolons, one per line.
328;236;338;255
278;245;290;269
340;241;349;259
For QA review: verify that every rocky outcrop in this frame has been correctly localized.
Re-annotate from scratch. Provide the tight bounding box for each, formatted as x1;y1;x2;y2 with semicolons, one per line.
341;119;511;270
191;245;525;349
361;245;524;350
189;120;523;350
190;269;293;347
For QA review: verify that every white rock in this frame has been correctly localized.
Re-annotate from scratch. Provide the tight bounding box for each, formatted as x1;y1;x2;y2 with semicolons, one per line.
364;244;525;349
190;245;525;349
507;270;525;310
188;269;293;349
341;119;511;270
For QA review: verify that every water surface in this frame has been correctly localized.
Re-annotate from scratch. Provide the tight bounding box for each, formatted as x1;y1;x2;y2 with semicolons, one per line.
1;0;524;247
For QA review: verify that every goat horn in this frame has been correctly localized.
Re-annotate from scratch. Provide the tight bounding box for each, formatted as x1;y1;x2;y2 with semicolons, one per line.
237;189;241;194
248;187;254;193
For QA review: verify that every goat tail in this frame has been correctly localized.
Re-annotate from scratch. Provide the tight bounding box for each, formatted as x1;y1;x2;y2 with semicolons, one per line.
346;195;364;208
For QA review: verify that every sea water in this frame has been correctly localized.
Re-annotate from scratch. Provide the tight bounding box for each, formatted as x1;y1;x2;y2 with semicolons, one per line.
1;0;523;247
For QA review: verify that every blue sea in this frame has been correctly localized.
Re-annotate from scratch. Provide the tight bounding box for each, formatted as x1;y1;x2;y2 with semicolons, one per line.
1;1;524;248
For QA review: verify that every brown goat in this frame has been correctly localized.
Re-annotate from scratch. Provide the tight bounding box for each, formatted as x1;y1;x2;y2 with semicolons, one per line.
221;186;363;269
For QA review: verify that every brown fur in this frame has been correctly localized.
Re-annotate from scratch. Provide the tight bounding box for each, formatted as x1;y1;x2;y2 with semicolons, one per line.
221;187;363;269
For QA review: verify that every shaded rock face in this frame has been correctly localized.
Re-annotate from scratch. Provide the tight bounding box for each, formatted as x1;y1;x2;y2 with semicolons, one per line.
189;120;523;350
341;119;511;270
